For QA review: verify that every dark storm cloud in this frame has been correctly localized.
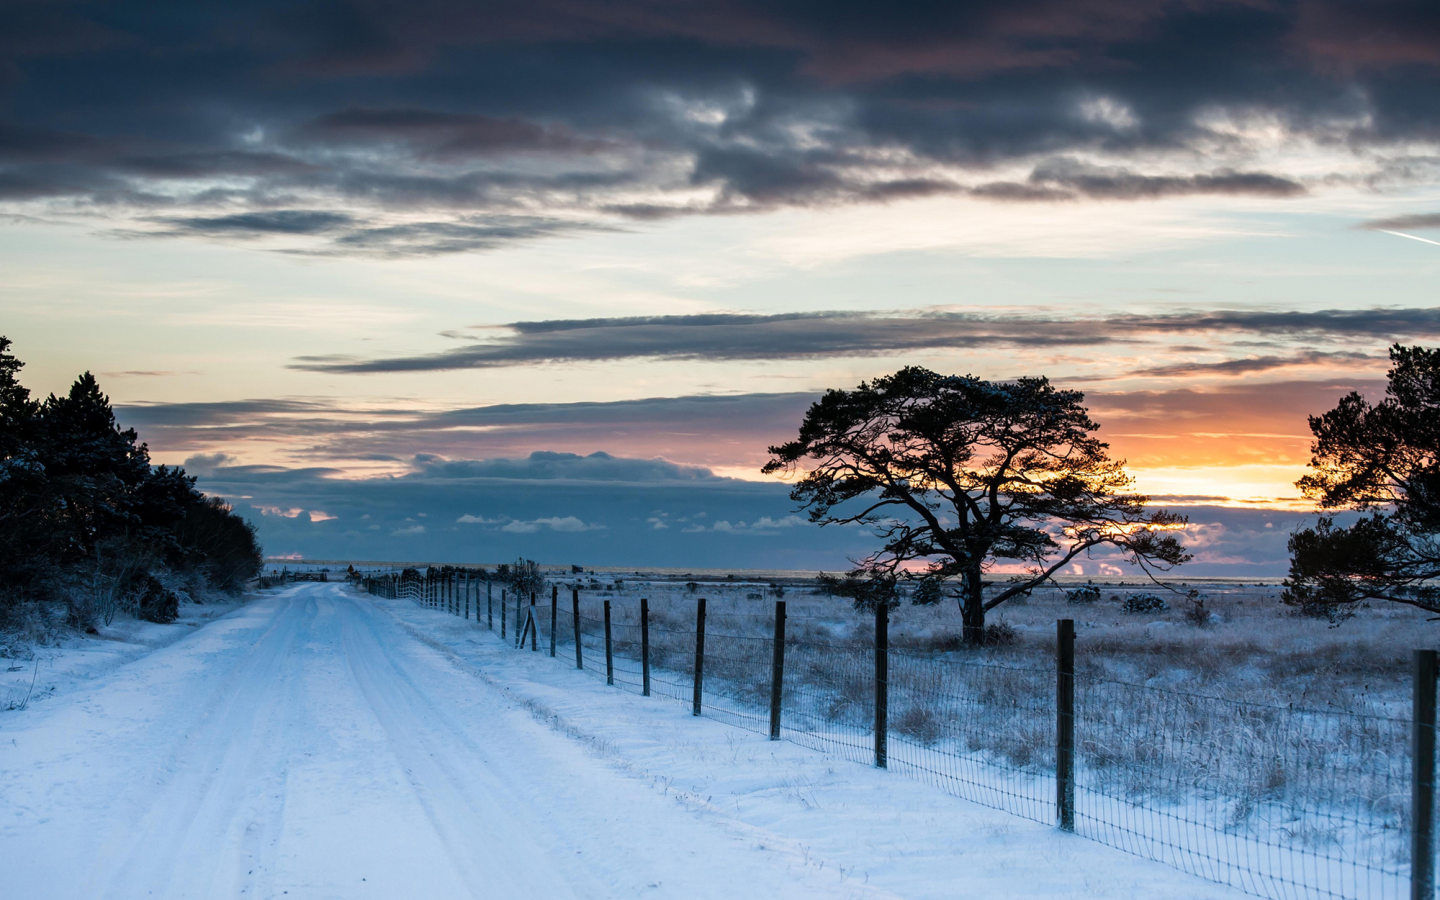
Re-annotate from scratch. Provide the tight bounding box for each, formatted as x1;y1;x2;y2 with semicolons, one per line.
1357;212;1440;231
111;151;316;179
290;310;1100;372
118;398;345;428
126;211;606;255
1129;307;1440;338
1084;378;1386;428
406;451;724;483
0;168;103;200
117;392;817;465
976;160;1307;202
205;464;347;484
1126;350;1381;379
290;306;1440;373
0;123;108;162
0;125;316;200
320;216;611;257
150;210;356;237
690;145;847;205
301;108;604;158
2;1;1438;253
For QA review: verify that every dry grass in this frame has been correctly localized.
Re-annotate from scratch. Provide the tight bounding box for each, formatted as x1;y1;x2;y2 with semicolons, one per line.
539;574;1423;873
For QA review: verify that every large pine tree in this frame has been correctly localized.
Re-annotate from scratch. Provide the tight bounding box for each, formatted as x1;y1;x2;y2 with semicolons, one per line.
40;372;155;561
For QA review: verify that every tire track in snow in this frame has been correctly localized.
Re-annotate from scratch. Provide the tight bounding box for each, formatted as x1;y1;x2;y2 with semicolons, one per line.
84;589;312;899
338;596;602;899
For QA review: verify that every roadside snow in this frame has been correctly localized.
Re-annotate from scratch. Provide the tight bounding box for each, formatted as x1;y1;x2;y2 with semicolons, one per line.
1;598;247;711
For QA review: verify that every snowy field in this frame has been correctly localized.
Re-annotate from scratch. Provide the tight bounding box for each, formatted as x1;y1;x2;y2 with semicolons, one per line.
0;581;1263;899
363;567;1424;900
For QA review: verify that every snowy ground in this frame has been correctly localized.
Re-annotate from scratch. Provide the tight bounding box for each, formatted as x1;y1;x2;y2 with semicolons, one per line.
1;598;247;712
0;582;1252;899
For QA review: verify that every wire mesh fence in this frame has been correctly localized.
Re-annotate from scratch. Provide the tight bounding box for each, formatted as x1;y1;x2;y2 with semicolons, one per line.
1074;679;1412;900
885;647;1057;824
369;571;1432;900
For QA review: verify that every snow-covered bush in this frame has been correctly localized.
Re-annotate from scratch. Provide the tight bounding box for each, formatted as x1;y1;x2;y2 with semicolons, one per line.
132;574;179;624
1123;594;1168;614
1065;584;1101;605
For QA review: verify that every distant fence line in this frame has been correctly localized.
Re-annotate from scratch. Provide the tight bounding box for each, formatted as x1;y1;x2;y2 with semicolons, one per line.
347;566;1436;900
255;570;327;589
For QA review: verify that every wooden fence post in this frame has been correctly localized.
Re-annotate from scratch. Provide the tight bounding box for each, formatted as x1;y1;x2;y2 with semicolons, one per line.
501;589;507;640
530;593;538;651
640;597;651;697
874;600;888;768
514;590;522;648
604;599;614;685
1057;618;1076;832
692;597;707;716
1414;648;1438;900
572;587;583;670
550;585;558;657
487;579;493;630
770;600;786;740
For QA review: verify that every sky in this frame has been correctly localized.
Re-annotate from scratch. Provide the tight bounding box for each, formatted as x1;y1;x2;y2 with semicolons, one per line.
2;1;1439;572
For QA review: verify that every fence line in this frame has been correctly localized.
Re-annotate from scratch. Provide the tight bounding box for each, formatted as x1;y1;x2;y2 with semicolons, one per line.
360;568;1435;900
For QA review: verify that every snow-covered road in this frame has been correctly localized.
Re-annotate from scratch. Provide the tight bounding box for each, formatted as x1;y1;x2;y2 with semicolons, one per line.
1;584;1248;900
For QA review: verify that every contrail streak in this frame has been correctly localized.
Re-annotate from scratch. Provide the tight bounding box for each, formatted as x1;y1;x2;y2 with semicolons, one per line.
1380;229;1440;247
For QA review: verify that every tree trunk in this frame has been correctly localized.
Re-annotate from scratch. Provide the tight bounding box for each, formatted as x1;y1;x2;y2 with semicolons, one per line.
961;567;986;645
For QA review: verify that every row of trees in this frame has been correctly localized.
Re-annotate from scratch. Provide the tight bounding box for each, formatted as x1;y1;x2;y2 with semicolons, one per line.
766;346;1439;643
0;338;262;629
